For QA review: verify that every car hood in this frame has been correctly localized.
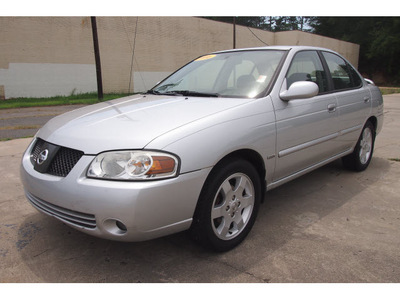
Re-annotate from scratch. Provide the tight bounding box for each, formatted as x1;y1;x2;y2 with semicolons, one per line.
38;94;253;154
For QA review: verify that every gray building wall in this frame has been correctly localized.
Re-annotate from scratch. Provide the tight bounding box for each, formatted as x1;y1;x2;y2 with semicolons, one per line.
0;17;360;99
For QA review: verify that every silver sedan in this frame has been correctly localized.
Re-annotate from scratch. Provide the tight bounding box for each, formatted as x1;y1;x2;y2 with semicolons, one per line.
20;46;383;251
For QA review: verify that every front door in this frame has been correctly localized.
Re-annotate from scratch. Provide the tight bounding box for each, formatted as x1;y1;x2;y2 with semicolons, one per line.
272;50;341;181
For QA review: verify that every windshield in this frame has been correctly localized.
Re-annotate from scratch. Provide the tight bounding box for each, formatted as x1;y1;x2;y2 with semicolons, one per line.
150;50;286;98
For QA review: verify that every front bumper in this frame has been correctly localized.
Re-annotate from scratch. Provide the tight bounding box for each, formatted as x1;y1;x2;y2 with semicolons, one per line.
20;140;210;242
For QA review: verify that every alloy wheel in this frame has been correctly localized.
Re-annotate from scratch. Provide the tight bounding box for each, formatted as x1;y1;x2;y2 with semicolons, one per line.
359;127;373;165
211;173;255;240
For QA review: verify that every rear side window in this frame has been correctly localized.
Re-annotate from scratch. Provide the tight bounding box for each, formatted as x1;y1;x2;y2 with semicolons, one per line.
286;51;328;93
322;52;362;90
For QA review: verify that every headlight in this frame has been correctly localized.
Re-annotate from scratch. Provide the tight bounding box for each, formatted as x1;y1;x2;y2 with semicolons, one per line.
87;151;179;180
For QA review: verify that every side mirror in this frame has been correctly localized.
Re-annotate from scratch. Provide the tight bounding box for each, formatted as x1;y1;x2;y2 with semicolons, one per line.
280;81;319;101
364;78;375;85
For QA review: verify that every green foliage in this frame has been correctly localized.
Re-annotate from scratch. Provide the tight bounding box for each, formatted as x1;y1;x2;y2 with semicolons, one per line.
379;87;400;95
203;16;313;32
367;18;400;77
204;17;269;29
205;16;400;85
309;17;400;85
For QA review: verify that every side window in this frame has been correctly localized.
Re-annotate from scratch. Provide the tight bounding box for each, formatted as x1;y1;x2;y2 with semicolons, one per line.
287;51;328;93
322;52;362;90
348;62;363;87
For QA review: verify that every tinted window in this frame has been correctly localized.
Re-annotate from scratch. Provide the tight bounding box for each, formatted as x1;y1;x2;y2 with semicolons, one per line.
348;62;363;87
287;51;328;93
322;52;362;90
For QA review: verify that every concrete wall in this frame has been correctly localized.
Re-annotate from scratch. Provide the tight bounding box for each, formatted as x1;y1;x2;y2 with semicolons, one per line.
0;17;95;99
274;30;360;68
0;17;360;99
93;17;275;94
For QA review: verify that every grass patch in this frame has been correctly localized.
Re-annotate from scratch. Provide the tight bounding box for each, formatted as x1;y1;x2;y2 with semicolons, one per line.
388;158;400;162
2;88;398;108
0;125;41;130
379;87;400;95
0;93;134;109
0;135;34;142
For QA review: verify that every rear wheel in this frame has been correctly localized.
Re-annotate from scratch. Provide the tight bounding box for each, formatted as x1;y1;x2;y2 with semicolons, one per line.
342;121;375;172
190;159;261;252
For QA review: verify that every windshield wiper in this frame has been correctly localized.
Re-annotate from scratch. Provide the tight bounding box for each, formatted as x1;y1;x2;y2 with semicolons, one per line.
171;90;220;97
145;89;158;95
146;90;219;97
145;90;183;96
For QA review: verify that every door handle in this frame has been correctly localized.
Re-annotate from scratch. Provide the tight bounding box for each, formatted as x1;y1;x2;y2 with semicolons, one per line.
327;104;336;113
364;96;370;103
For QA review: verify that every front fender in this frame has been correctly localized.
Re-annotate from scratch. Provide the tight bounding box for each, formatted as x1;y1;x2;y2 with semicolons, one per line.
146;97;277;180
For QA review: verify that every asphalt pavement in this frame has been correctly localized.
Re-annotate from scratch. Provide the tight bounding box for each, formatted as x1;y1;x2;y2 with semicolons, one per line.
0;95;399;283
0;105;85;140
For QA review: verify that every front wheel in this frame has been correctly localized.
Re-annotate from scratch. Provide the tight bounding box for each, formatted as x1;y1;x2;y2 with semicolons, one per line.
190;159;261;252
342;121;375;172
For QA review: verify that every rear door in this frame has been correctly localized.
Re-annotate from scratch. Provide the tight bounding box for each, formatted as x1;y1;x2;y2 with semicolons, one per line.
321;51;372;152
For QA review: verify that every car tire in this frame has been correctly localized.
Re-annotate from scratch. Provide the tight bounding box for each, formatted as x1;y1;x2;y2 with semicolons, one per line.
342;121;375;172
190;158;261;252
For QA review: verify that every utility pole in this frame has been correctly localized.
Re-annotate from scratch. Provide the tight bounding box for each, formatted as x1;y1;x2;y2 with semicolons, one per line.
91;16;104;101
233;16;236;49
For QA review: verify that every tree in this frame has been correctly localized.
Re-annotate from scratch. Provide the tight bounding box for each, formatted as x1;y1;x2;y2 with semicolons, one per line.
204;17;269;30
367;18;400;82
203;16;313;32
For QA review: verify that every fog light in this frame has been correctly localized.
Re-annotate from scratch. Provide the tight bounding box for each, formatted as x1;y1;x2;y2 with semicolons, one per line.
103;219;127;235
116;221;127;232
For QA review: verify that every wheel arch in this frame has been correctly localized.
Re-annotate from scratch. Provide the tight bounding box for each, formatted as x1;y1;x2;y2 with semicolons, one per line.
190;148;265;250
367;116;378;134
211;149;267;202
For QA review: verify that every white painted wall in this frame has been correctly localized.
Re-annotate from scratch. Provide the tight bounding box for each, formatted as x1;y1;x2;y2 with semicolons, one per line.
0;63;97;98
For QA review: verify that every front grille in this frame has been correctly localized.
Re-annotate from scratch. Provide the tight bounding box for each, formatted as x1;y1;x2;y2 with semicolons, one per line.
30;138;45;164
47;147;84;177
30;138;84;177
26;192;97;229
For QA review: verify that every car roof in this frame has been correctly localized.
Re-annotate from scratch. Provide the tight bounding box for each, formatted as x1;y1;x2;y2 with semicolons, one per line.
214;45;335;54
